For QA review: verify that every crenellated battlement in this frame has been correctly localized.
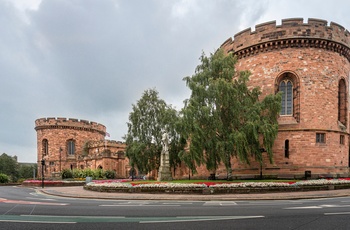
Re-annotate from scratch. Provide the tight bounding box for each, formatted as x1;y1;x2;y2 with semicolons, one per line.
221;18;350;61
88;140;126;148
35;117;106;135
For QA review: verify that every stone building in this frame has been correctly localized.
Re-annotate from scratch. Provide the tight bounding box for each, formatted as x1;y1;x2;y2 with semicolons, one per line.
35;117;130;178
35;18;350;180
174;18;350;179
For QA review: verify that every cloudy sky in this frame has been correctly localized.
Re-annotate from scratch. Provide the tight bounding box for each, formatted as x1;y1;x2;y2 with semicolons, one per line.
1;0;349;163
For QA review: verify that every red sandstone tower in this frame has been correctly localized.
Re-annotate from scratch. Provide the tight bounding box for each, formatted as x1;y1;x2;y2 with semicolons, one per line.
35;117;129;178
221;18;350;178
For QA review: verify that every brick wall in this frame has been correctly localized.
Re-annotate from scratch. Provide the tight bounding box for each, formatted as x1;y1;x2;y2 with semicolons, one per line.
175;18;350;179
35;117;129;178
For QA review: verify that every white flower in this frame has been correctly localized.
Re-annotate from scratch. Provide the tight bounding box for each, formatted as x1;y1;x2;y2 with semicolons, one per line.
84;179;350;190
86;182;132;188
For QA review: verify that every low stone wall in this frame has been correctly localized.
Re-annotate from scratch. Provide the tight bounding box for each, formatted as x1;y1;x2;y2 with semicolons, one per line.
83;184;350;194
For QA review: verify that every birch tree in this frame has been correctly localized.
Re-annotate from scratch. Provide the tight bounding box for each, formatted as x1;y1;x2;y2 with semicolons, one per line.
182;49;281;179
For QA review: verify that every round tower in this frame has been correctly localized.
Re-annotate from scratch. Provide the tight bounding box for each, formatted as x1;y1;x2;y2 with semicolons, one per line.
35;117;106;177
221;18;350;178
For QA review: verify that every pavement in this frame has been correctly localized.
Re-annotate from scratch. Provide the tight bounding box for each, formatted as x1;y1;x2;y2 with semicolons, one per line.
37;186;350;201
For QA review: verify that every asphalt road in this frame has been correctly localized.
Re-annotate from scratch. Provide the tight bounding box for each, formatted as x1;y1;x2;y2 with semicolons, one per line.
1;186;350;229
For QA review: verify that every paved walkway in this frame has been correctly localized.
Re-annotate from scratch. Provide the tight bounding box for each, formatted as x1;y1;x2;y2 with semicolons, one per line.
38;186;350;201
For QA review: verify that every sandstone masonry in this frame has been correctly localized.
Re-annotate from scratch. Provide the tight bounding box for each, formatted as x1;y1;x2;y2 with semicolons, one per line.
35;117;130;178
175;18;350;179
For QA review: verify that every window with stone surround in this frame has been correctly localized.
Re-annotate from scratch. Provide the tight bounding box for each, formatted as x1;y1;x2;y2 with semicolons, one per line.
67;139;75;155
42;139;48;156
316;133;325;143
338;79;347;127
275;72;300;122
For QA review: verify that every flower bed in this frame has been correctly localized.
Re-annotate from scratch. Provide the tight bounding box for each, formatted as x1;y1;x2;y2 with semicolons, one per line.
84;179;350;194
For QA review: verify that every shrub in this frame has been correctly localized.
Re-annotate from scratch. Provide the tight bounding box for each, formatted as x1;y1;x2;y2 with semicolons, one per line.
105;170;116;179
94;169;104;179
0;173;9;183
83;168;95;177
61;169;73;179
73;169;85;179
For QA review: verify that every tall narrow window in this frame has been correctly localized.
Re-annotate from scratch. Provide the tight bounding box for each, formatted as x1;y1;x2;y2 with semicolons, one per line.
279;80;293;115
284;140;289;158
340;135;345;145
67;139;75;155
42;139;48;156
338;79;347;126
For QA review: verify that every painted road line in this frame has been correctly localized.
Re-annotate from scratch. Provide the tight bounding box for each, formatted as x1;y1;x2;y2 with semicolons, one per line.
285;204;350;210
284;206;322;209
0;199;68;205
99;204;181;207
324;212;350;216
0;215;264;223
140;216;265;224
204;201;237;206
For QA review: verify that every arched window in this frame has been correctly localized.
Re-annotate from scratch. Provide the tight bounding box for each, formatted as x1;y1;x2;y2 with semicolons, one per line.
338;79;347;127
67;139;75;155
42;139;48;156
276;72;300;122
280;80;293;115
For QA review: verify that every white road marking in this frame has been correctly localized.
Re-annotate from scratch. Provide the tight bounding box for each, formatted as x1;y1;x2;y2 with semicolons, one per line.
324;212;350;216
285;204;350;210
100;204;180;207
0;220;76;224
204;201;237;206
140;215;264;224
284;206;322;209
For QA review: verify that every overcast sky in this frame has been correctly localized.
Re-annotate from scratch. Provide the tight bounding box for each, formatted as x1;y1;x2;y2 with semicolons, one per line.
1;0;349;163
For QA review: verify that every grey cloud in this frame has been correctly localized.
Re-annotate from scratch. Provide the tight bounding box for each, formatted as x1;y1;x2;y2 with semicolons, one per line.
5;0;347;162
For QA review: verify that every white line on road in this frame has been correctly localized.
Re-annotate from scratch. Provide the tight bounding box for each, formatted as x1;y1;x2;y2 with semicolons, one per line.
284;206;322;209
203;201;237;206
140;216;265;224
99;204;181;207
324;212;350;216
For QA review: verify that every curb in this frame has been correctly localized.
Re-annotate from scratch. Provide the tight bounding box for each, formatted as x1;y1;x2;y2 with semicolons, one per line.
37;186;350;201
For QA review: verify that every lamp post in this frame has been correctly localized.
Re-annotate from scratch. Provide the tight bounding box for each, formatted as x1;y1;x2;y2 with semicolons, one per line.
41;158;45;188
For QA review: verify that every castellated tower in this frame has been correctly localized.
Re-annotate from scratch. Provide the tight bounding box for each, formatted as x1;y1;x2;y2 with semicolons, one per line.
35;117;129;178
220;18;350;178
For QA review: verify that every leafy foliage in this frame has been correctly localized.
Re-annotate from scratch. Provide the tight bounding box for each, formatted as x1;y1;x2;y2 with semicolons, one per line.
0;153;19;182
182;49;281;179
18;164;37;179
0;173;9;183
61;168;73;179
63;168;116;180
104;170;116;179
124;88;182;174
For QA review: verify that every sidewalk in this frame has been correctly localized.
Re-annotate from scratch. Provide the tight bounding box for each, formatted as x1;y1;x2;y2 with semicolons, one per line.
38;186;350;201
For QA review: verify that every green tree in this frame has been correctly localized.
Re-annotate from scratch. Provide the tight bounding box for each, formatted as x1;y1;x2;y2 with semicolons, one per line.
19;164;37;179
0;153;19;182
124;88;181;175
182;49;281;179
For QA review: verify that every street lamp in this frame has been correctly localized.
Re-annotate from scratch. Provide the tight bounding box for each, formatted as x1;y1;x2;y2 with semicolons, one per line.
41;158;45;188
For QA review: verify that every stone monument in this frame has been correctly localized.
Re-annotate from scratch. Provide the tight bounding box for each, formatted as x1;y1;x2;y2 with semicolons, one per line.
157;132;172;181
